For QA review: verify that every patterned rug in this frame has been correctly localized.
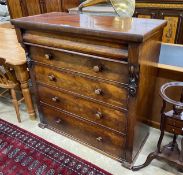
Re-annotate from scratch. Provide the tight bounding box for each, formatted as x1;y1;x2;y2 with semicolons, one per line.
0;119;111;175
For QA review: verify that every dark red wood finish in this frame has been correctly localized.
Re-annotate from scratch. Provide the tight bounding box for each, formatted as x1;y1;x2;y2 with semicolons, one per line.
11;12;167;169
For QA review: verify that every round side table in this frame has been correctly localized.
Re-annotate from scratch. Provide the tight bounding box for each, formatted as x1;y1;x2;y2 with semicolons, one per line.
132;82;183;171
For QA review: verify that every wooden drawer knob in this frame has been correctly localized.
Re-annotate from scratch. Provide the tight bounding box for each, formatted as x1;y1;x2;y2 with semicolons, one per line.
45;54;52;60
55;119;62;124
95;89;102;95
48;75;56;81
96;137;103;142
52;97;59;102
96;112;103;119
93;65;102;72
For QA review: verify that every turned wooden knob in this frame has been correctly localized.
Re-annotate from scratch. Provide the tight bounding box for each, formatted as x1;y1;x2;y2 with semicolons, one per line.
93;65;102;72
55;119;62;124
96;137;103;142
45;54;52;60
96;112;103;119
95;89;102;95
52;97;59;102
48;75;56;81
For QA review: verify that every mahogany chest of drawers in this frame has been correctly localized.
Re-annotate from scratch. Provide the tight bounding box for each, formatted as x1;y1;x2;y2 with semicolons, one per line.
12;12;166;168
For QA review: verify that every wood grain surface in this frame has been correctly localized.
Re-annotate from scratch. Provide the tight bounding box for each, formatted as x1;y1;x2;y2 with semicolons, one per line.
12;12;166;168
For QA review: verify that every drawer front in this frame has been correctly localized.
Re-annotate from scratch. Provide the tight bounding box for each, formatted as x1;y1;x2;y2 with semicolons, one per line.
30;46;129;83
33;64;128;109
166;117;183;128
165;124;183;135
41;104;125;159
37;85;127;133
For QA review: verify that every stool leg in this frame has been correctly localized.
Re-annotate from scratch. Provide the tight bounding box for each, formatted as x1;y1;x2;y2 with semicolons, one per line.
10;89;21;123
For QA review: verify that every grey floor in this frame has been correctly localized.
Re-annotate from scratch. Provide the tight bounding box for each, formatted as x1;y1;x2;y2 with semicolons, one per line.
0;99;182;175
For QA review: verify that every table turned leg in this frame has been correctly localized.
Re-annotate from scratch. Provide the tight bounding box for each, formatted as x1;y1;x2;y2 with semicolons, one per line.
14;64;36;120
157;114;165;153
178;138;183;172
171;134;177;151
157;131;164;153
180;137;183;162
132;152;158;171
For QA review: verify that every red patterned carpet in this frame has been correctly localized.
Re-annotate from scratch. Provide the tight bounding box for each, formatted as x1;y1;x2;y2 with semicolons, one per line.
0;119;111;175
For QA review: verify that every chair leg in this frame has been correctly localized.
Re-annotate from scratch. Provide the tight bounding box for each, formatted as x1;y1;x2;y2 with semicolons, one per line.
10;89;21;123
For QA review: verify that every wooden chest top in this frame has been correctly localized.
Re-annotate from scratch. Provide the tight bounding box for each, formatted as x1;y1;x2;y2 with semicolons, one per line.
11;12;167;42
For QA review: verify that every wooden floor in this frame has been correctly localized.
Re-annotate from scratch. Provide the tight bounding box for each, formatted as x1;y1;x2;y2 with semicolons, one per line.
0;21;13;29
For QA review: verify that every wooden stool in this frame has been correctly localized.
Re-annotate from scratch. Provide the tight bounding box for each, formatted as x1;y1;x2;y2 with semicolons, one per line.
0;28;36;120
0;58;23;122
132;82;183;171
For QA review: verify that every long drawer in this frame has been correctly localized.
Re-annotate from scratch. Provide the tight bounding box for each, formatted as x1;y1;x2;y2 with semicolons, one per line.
37;84;127;133
41;103;126;160
33;64;128;109
30;46;129;83
166;117;183;128
165;124;183;135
